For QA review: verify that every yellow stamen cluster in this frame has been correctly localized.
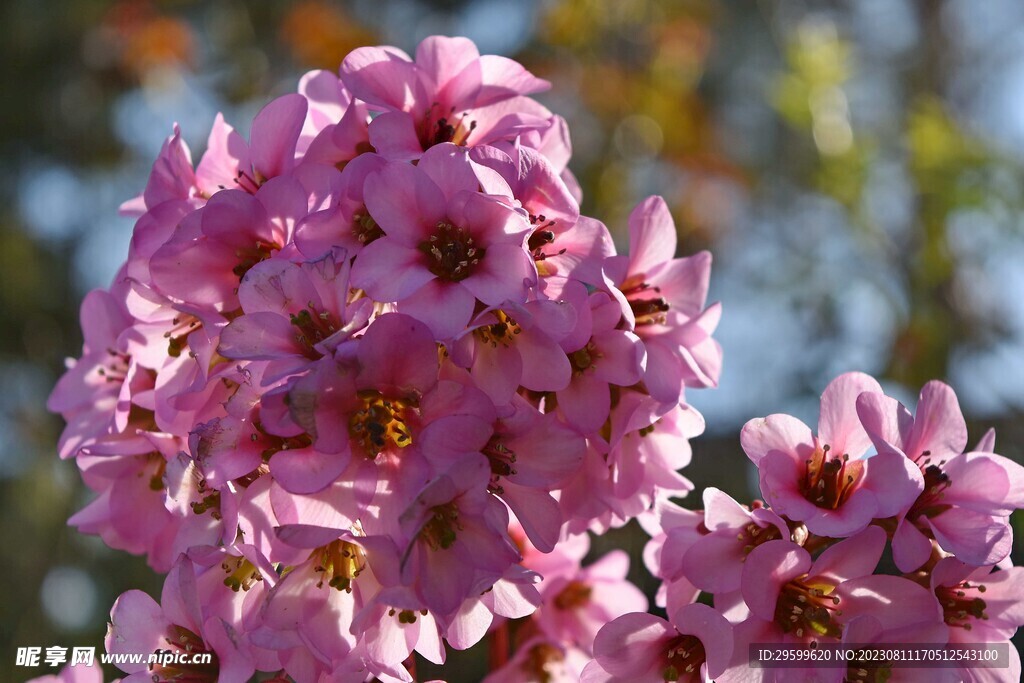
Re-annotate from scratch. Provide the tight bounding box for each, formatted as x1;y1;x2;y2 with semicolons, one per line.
348;391;413;458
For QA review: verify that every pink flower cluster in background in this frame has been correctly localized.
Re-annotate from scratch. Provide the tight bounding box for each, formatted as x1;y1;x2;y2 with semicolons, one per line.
45;34;1024;683
585;374;1024;682
48;35;720;682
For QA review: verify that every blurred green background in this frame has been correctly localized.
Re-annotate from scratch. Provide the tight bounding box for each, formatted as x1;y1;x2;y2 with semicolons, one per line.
2;0;1023;680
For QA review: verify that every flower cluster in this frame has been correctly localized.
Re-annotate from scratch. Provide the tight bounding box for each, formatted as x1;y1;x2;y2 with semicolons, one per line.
585;373;1024;683
48;36;721;682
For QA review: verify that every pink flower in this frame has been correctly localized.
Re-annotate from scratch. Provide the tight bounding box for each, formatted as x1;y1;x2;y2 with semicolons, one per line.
292;153;387;260
105;563;264;682
533;550;648;652
219;250;372;378
255;527;382;682
393;454;520;620
678;488;789;595
149;175;309;312
928;558;1024;682
742;372;921;537
582;603;733;683
606;196;722;403
419;393;585;552
483;636;590;683
723;527;942;682
350;144;536;339
857;381;1024;570
637;498;703;615
340;35;552;159
47;288;134;458
447;298;576;404
554;286;645;433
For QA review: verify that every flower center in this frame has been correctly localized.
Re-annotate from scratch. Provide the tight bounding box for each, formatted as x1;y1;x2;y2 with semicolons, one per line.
738;521;783;556
908;464;953;520
801;444;863;510
663;634;706;682
347;391;413;458
232;239;278;279
629;296;671;326
937;580;988;630
774;576;843;640
569;341;600;375
420;222;483;281
290;306;338;358
553;580;592;610
388;607;428;623
221;556;262;592
312;539;366;592
148;625;219;682
419;502;461;551
351;208;383;245
483;435;517;494
474;310;522;348
523;642;565;683
165;315;202;357
422;106;478;148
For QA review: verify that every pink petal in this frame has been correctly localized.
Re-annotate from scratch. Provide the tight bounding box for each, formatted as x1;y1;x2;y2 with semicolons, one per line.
470;338;523;404
501;483;562;553
817;371;882;457
250;93;307;179
196;113;250;195
415;36;481;105
808;526;886;583
892;516;934;572
905;381;968;462
740;413;815;466
672;602;734;679
627;196;676;278
648;251;712;317
218;312;302;360
419;414;492;470
364;162;446;245
679;533;746;594
455;191;530;246
460;242;535;306
357;313;439;395
758;450;820;522
591;612;672;680
201;188;271;246
517;327;572;393
418;143;481;201
855;391;913;455
944;452;1024;514
641;337;685;404
833;575;942;632
367;111;425;160
350;238;435;302
477;55;551;104
237;259;320;315
557;372;610;433
592;330;644;386
105;591;170;673
340;46;422;111
741;540;811;621
927;509;1012;567
397;279;476;340
270;446;349;495
862;449;923;518
150;237;241;308
703;487;753;530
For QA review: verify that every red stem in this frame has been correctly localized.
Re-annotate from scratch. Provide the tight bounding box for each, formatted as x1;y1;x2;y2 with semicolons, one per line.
489;621;510;671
